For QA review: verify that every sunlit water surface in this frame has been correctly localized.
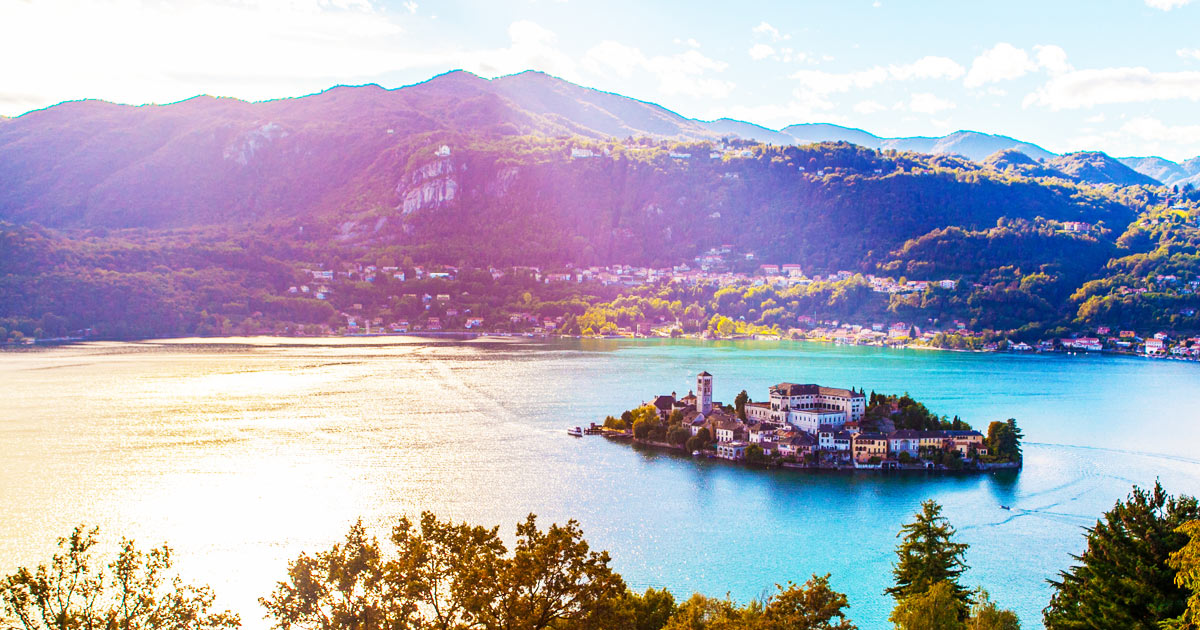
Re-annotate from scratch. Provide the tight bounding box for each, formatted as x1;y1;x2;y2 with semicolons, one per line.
3;337;1200;629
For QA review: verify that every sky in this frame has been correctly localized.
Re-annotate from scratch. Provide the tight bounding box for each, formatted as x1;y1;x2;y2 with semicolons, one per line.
4;0;1200;161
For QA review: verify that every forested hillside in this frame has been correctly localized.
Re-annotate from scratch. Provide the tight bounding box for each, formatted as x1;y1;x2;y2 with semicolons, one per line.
1;71;1198;342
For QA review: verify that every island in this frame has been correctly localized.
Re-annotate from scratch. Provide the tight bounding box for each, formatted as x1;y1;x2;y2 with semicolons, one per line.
596;371;1023;471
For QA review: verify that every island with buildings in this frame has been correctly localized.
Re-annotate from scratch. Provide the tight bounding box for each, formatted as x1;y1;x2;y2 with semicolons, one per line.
597;371;1023;472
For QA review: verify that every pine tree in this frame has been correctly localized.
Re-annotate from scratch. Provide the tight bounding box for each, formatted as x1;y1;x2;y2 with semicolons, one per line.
887;500;971;606
1043;482;1200;630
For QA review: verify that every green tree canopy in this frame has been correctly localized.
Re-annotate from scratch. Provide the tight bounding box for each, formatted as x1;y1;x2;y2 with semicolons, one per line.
1044;482;1200;630
887;500;972;606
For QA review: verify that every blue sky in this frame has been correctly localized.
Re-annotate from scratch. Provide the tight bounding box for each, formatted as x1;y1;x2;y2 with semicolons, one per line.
5;0;1200;160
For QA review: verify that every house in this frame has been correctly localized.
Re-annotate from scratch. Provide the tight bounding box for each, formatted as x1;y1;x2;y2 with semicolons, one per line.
713;417;747;443
465;317;484;329
571;148;596;159
747;422;777;443
888;430;923;458
777;433;816;459
1146;338;1166;354
651;395;676;420
1062;221;1091;233
745;401;773;423
716;441;748;460
852;433;889;463
426;317;442;331
818;429;852;451
760;264;780;275
434;145;451;157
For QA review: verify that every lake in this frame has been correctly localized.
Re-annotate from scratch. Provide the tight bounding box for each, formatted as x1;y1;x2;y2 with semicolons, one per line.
2;337;1199;629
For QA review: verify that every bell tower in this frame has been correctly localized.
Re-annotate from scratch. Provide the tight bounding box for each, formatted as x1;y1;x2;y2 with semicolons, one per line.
697;371;713;414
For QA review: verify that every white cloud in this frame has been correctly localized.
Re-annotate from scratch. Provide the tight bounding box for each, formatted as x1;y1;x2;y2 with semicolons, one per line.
907;92;956;114
749;44;775;60
1145;0;1193;9
402;1;417;13
853;100;886;114
788;56;962;95
1065;115;1200;161
1085;113;1106;123
752;21;789;41
1033;44;1072;75
1123;116;1200;142
1024;66;1200;109
890;56;966;80
1179;48;1200;60
964;42;1037;87
463;20;578;80
0;0;429;114
583;42;734;99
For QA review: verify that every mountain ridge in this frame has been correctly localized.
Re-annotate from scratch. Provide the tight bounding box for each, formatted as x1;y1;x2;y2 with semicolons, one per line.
8;69;1196;186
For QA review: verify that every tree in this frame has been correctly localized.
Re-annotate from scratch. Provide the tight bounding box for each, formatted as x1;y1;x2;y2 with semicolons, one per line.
475;514;626;630
744;444;766;465
388;513;506;630
615;587;676;630
261;520;413;630
686;429;712;453
661;594;743;630
1165;520;1200;630
734;391;750;420
760;574;857;630
1044;482;1200;630
887;500;971;607
889;581;966;630
2;525;239;630
985;419;1023;462
967;590;1020;630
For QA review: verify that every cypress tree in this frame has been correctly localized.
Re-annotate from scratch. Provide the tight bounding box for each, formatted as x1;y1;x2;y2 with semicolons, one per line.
887;500;971;606
1044;482;1200;630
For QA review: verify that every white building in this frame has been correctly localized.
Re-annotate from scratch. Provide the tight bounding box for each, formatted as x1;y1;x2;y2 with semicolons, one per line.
768;383;865;433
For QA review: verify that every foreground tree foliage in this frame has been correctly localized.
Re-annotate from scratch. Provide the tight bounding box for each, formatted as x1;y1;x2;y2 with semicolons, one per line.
887;501;972;607
263;513;624;630
1164;520;1200;630
1043;482;1200;630
757;575;857;630
0;526;240;630
889;581;967;630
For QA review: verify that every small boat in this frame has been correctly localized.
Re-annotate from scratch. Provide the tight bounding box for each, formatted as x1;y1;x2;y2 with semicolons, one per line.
567;427;584;437
1000;505;1011;510
692;450;702;457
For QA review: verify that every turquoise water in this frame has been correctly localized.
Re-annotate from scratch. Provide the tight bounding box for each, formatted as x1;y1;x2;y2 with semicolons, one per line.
2;337;1199;628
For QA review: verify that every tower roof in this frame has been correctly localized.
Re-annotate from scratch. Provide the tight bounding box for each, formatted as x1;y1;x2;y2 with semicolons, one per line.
698;371;712;377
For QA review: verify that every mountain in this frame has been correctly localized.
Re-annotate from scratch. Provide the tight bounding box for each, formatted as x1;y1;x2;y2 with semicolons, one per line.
1;69;1196;342
1047;152;1161;187
982;148;1067;180
779;125;1056;163
1119;155;1200;187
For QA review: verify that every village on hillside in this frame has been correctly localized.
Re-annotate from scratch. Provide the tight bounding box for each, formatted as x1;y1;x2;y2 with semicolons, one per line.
593;372;1022;472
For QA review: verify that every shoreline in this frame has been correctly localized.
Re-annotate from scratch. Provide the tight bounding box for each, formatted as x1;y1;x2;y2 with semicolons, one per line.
616;435;1022;474
6;332;1196;365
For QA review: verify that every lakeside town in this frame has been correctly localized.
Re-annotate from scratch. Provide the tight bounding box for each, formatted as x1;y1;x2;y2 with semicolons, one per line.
587;371;1023;472
289;255;1200;360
